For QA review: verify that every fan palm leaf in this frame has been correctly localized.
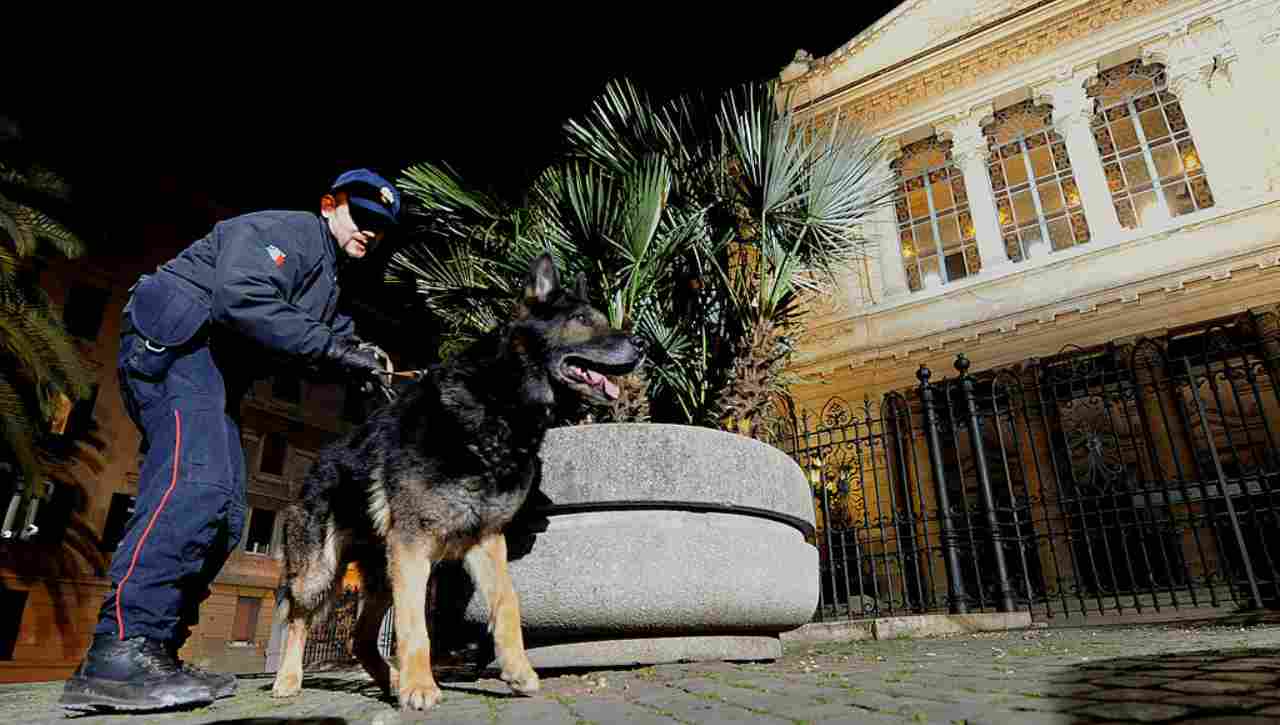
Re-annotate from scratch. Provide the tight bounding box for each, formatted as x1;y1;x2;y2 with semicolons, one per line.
391;75;888;432
0;154;93;496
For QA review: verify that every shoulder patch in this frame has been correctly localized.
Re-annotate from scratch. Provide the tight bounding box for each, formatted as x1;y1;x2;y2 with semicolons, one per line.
265;244;287;268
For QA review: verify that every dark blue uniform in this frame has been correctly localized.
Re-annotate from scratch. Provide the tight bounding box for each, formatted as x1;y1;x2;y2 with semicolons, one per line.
98;210;355;648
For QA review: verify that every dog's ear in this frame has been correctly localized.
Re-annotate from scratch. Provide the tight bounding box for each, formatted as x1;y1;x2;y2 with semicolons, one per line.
573;272;589;301
523;253;560;307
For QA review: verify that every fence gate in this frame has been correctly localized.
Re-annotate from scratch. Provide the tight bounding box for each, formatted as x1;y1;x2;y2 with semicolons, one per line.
778;312;1280;622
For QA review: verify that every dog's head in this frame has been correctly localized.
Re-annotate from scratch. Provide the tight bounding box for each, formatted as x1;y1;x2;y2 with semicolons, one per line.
506;254;644;406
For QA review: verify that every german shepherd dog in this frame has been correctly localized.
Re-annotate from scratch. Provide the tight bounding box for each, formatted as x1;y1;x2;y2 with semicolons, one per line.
269;254;643;711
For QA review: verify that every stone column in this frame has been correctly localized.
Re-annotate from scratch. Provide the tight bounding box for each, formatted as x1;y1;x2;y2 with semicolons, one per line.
937;105;1010;273
1034;64;1125;244
874;139;912;300
1143;18;1256;207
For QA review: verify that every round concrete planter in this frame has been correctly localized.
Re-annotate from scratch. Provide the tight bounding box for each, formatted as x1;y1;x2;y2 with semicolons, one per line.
459;423;818;668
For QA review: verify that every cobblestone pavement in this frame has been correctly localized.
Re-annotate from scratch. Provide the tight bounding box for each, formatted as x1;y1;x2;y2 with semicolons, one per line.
6;620;1280;724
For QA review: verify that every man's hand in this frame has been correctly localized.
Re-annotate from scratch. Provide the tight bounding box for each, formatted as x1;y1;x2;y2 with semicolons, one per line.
324;337;386;378
357;341;391;373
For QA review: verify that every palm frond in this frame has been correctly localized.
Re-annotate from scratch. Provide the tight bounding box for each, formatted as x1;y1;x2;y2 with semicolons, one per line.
23;165;73;201
21;203;85;259
0;285;91;411
564;78;667;174
0;286;51;391
0;193;37;257
783;119;895;280
0;162;72;201
0;244;17;278
398;161;517;249
0;182;86;261
0;161;23;187
389;238;513;335
0;372;40;498
719;80;815;220
391;74;889;427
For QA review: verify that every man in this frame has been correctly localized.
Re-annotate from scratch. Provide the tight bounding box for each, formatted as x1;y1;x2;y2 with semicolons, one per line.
60;169;401;713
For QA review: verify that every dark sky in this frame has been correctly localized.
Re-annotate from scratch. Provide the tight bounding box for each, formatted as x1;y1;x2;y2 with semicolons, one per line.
7;13;896;227
4;11;895;343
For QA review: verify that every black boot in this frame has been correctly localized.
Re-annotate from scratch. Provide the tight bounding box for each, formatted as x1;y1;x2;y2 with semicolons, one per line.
168;644;237;700
59;634;215;713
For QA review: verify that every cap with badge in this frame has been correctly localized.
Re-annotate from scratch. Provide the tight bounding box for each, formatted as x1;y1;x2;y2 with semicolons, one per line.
330;168;401;233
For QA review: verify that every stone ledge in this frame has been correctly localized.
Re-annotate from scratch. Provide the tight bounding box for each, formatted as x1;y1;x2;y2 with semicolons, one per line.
781;611;1032;643
514;635;783;670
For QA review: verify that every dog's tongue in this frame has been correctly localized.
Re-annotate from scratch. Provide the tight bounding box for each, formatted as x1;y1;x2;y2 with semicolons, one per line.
583;369;620;400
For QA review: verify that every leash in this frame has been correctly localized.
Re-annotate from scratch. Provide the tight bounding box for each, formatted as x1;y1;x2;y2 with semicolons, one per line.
358;342;427;403
369;369;428;403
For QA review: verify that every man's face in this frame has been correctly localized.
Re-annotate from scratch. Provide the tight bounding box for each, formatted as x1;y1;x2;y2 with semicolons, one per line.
325;191;386;259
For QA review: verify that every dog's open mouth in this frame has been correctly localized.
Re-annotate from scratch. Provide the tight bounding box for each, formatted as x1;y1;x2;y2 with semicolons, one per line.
559;354;640;402
564;363;620;400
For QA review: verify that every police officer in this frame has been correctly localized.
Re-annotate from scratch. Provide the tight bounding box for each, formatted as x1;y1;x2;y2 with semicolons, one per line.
60;169;401;713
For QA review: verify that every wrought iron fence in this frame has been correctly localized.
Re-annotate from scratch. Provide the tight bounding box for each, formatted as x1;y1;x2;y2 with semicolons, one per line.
773;311;1280;622
301;589;398;667
302;588;359;666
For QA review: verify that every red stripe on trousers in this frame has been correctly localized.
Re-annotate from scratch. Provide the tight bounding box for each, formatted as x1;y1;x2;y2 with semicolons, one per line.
116;408;183;640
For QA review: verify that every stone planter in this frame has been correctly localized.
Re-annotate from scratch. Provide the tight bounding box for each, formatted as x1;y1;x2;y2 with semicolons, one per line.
456;423;818;668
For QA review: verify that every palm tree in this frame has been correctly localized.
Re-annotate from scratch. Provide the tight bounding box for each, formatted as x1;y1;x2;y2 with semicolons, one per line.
708;82;893;438
0;146;92;499
388;77;892;434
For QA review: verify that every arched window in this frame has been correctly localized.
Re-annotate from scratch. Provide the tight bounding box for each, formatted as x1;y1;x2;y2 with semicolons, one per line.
1089;60;1214;229
984;100;1091;262
893;137;979;291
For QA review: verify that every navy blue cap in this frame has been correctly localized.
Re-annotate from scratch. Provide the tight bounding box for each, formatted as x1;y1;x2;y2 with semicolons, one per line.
330;168;401;226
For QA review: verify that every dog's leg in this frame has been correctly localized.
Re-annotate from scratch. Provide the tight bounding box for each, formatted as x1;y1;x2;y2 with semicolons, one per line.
271;602;311;698
463;533;539;695
352;587;395;698
389;533;442;711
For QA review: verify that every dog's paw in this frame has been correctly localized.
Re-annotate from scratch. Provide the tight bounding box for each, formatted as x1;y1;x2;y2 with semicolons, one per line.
271;673;302;698
501;664;540;696
399;682;443;711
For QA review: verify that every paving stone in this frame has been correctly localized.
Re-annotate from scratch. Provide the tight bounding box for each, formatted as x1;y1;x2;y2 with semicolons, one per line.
1162;678;1264;694
1073;701;1192;721
4;622;1279;724
567;699;692;724
1087;686;1171;702
1201;670;1280;684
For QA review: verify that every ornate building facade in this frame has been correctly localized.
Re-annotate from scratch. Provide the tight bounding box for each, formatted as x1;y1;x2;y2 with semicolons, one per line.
778;0;1280;620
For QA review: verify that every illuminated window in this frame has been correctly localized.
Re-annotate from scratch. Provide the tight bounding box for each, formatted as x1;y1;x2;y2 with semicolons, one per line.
893;137;979;291
1090;60;1214;229
984;100;1091;261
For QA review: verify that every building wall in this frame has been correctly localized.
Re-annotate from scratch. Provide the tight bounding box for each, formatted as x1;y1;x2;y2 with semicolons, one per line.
0;206;363;682
779;0;1280;615
781;0;1280;411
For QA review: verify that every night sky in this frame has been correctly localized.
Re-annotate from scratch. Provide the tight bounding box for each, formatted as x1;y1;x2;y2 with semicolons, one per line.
4;11;895;350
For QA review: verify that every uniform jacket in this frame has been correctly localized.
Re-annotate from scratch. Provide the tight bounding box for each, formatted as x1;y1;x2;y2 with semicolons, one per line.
128;210;356;384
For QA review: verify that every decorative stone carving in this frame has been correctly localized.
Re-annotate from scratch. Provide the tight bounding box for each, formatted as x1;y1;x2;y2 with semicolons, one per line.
1141;17;1256;205
795;0;1178;125
1032;64;1124;241
1142;17;1238;96
780;49;813;84
936;106;1008;272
